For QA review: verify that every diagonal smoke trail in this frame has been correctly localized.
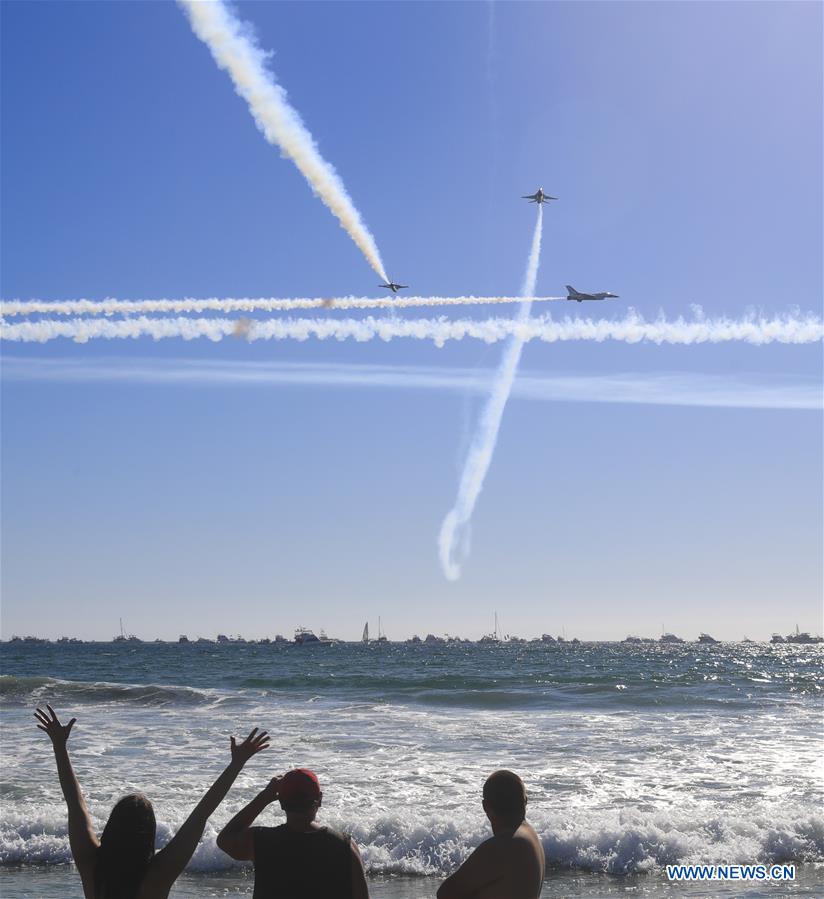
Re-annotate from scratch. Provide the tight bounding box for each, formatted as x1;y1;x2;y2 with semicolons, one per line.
438;206;544;580
178;0;388;281
3;308;822;345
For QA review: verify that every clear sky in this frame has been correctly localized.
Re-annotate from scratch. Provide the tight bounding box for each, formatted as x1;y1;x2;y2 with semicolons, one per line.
1;0;821;642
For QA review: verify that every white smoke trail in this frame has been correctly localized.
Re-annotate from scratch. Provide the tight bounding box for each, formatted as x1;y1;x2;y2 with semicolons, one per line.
0;296;565;317
178;0;388;281
2;309;822;346
5;356;820;411
438;206;544;580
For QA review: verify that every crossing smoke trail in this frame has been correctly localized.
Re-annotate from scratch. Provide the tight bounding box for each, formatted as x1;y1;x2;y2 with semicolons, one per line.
2;310;822;346
0;296;565;317
438;206;544;580
178;0;388;281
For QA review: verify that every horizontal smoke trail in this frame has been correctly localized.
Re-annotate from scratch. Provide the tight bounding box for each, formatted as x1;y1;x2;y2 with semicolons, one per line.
5;356;820;410
178;0;388;281
0;296;565;317
2;311;822;346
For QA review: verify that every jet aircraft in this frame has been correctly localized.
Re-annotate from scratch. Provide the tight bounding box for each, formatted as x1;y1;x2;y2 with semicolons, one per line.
565;285;619;302
522;188;557;204
379;281;409;294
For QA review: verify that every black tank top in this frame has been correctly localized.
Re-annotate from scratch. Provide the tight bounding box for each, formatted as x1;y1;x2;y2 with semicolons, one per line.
251;825;354;899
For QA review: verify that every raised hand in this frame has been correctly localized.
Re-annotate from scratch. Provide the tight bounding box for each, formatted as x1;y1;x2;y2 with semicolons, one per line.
261;775;283;803
34;705;76;747
230;728;270;766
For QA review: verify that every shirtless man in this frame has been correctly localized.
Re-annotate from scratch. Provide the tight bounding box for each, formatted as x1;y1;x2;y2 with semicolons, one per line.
437;770;545;899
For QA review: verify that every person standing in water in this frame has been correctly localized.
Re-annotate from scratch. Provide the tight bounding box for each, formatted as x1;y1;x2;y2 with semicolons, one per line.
217;767;370;898
437;770;545;899
35;704;270;899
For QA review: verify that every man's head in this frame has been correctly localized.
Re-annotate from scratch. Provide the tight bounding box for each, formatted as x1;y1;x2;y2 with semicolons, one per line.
482;770;527;828
279;768;323;823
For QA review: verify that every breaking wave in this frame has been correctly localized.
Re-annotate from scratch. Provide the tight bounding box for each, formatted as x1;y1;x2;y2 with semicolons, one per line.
0;675;214;708
2;807;821;874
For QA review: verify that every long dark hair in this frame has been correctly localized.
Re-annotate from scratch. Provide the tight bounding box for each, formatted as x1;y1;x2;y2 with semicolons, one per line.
95;794;156;899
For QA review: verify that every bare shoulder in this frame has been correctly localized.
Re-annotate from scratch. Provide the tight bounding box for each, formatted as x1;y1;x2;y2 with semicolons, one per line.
512;822;544;860
514;821;543;848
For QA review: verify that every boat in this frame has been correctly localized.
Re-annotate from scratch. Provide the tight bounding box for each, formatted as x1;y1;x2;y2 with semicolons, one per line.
424;633;445;644
406;635;422;644
786;625;823;644
376;617;388;643
294;627;332;646
178;635;190;644
541;634;557;643
114;618;141;643
479;612;502;644
697;633;719;644
660;632;684;644
362;622;369;644
770;633;786;644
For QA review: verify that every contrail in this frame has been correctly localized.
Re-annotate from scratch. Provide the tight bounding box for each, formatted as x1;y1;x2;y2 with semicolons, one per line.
438;206;544;580
0;296;566;317
178;0;388;281
2;310;822;346
5;356;820;411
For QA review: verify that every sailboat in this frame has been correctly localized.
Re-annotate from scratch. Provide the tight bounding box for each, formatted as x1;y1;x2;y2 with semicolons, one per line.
376;616;388;643
362;622;369;644
114;618;141;643
479;612;501;644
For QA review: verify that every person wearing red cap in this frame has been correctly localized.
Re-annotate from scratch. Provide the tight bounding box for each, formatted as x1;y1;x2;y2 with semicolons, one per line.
217;767;369;898
436;770;544;899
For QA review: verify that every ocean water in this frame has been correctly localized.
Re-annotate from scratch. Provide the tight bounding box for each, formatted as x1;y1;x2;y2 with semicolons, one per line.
1;641;822;897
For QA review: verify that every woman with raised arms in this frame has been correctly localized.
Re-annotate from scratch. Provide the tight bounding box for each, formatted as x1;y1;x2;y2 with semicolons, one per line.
35;704;269;899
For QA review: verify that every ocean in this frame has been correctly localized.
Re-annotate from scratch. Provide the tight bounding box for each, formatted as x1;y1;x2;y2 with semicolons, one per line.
1;640;822;897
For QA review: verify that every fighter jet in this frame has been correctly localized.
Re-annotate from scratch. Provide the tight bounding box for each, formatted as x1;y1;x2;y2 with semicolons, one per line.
565;285;619;302
522;188;557;204
379;281;408;294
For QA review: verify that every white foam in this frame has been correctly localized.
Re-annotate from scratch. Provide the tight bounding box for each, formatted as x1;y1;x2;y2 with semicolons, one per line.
2;806;821;874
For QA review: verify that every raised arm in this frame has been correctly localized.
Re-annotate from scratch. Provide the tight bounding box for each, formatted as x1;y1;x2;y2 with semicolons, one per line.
216;775;281;861
34;706;99;889
140;728;269;895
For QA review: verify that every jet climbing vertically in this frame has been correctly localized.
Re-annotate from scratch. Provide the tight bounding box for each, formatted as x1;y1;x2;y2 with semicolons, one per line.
379;281;409;294
521;188;557;204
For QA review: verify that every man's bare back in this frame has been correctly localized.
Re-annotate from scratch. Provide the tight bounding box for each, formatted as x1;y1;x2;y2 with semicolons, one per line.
437;771;544;899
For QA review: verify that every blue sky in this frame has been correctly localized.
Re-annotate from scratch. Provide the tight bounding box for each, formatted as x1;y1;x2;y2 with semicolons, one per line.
1;0;821;641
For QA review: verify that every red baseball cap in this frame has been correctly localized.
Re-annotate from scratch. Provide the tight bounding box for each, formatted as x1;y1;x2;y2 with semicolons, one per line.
279;769;321;805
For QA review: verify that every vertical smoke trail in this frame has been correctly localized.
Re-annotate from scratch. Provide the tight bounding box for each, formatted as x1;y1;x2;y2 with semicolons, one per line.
178;0;388;282
438;206;544;580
